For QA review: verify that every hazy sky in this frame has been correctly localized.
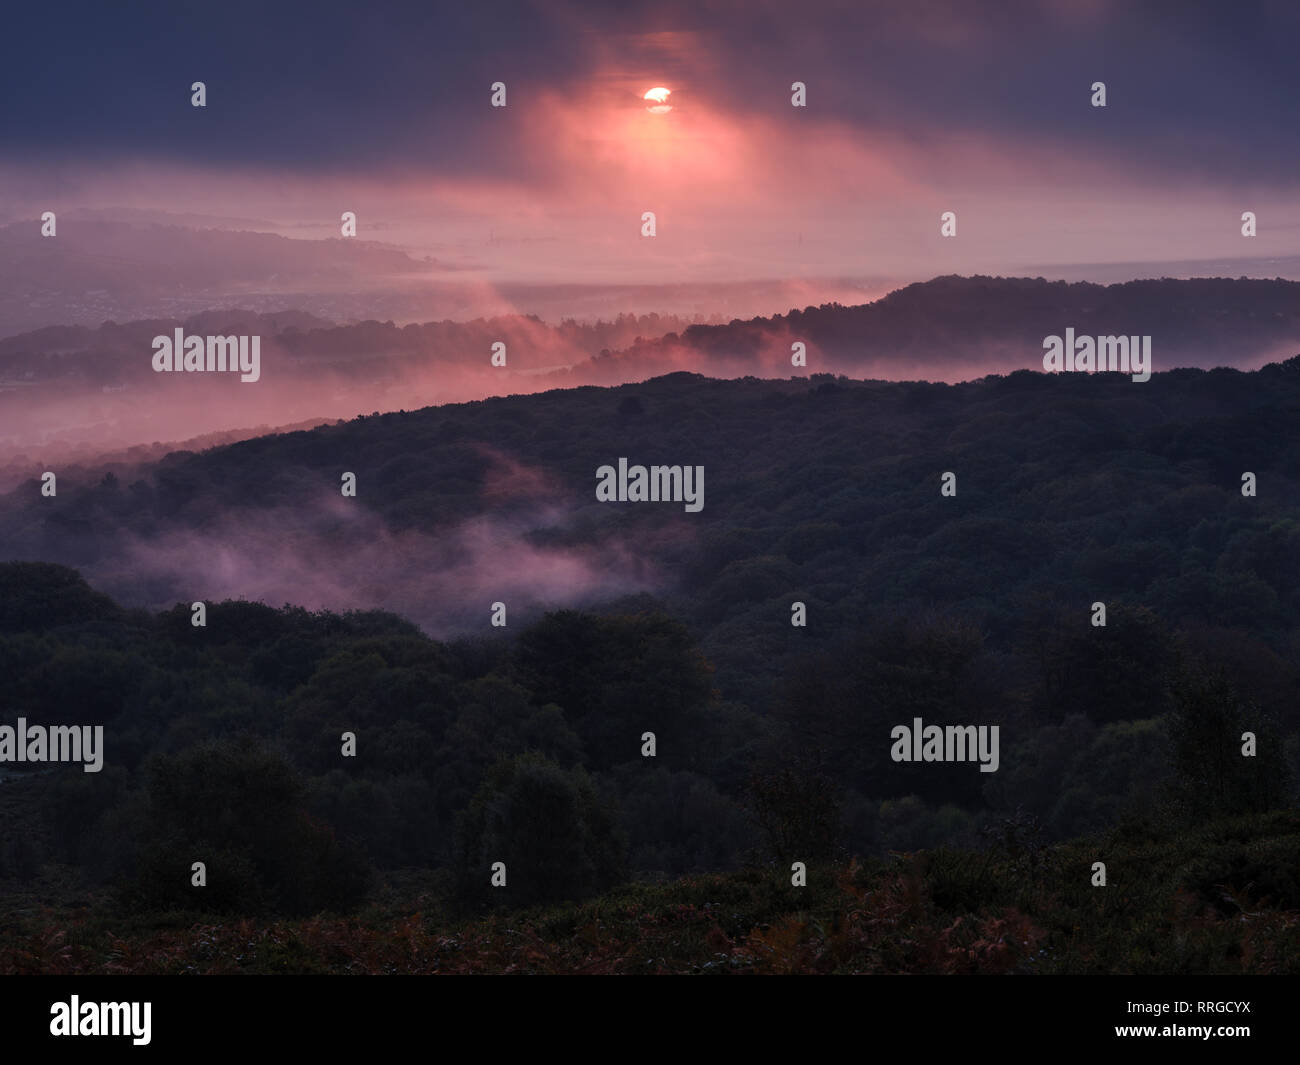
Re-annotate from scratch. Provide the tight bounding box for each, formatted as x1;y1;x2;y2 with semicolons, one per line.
5;0;1300;285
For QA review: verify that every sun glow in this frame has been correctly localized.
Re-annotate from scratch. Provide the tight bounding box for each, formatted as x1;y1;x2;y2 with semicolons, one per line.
643;87;672;113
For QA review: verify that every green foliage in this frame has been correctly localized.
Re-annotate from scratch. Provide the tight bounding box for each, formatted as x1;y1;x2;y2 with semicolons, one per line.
743;762;842;864
613;767;751;874
4;362;1300;936
514;610;716;770
121;737;371;917
0;562;121;632
453;753;627;912
10;811;1300;975
776;613;995;807
1164;666;1292;821
985;715;1168;838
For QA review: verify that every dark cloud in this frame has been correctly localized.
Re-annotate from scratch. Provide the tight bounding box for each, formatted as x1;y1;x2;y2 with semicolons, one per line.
4;0;1299;185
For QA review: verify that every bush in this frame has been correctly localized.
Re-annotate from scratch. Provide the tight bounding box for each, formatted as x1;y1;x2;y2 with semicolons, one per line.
121;737;372;916
1164;666;1292;821
452;753;627;911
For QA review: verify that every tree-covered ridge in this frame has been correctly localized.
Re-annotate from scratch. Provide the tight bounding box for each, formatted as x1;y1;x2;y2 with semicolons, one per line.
5;357;1300;711
1;360;1298;945
570;276;1300;380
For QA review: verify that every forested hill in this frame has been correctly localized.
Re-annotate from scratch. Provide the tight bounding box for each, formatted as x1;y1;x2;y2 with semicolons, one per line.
5;275;1300;395
567;276;1300;381
2;359;1299;917
4;358;1300;722
7;276;1300;465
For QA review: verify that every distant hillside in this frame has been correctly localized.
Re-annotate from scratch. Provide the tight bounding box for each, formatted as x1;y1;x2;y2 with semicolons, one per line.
0;306;706;458
6;274;1300;460
0;219;440;336
0;216;755;340
564;275;1300;382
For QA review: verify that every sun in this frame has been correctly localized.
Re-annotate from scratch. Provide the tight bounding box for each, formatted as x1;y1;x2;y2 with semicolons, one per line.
643;87;672;114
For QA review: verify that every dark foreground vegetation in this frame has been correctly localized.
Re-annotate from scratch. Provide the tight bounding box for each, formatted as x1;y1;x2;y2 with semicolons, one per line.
0;564;1295;974
4;809;1298;974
